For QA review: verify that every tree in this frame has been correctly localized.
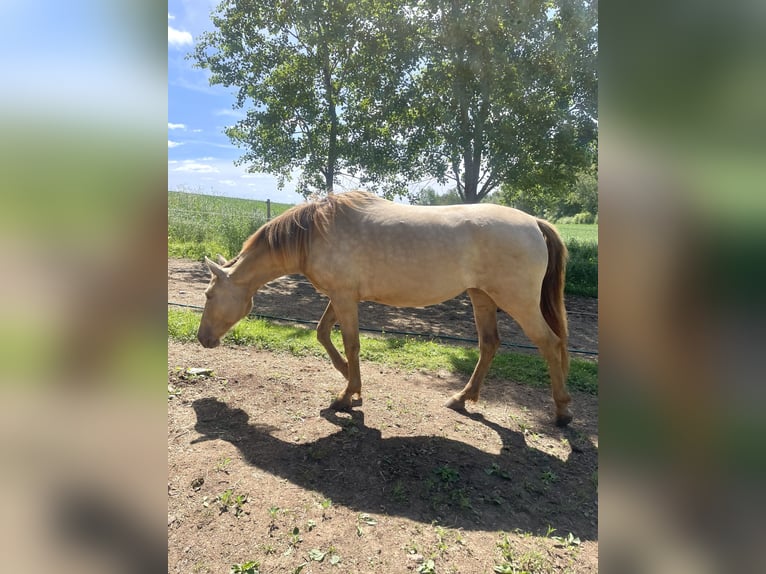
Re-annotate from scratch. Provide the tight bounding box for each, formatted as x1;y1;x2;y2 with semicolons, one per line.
401;0;597;203
501;166;597;220
192;0;417;197
192;0;597;203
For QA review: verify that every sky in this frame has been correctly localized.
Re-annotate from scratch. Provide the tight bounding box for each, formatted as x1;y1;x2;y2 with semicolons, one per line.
168;0;305;204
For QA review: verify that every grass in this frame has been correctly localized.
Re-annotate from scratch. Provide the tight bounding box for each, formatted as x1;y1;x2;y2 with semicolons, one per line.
168;190;293;260
168;191;598;297
168;308;598;395
555;223;598;245
564;239;598;297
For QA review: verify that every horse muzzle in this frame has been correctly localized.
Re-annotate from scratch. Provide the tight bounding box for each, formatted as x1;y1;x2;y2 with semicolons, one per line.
197;332;221;348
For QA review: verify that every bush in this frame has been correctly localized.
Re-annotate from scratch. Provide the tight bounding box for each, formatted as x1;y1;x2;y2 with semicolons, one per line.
572;211;596;224
555;211;596;225
565;239;598;297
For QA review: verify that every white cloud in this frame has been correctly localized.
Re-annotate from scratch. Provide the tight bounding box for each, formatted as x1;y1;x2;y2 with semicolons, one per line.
214;108;243;118
168;13;175;21
219;179;237;186
168;140;183;148
168;122;186;130
168;25;193;48
172;160;219;173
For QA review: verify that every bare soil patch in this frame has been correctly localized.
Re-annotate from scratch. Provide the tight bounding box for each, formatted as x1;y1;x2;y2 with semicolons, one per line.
168;258;598;573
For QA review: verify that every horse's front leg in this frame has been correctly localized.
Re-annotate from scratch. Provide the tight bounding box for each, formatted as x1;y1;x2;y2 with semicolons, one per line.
327;298;361;411
316;302;348;379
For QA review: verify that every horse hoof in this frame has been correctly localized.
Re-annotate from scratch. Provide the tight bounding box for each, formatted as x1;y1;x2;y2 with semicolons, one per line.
555;412;573;427
444;397;466;412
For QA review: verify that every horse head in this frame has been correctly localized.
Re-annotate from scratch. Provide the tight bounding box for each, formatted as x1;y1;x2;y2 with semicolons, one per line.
197;256;253;348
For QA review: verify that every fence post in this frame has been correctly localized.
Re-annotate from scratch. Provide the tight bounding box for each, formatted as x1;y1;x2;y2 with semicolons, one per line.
266;199;271;221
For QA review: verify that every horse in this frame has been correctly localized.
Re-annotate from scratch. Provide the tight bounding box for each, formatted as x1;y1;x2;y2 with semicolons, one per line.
197;191;572;426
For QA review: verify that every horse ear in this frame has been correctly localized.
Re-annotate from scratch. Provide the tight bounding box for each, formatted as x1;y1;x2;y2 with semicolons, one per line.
216;254;227;265
205;256;228;280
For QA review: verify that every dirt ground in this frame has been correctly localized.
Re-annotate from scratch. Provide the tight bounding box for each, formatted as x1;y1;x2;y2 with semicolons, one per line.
168;258;598;573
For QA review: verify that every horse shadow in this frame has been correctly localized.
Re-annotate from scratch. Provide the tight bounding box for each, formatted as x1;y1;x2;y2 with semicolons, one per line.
190;398;597;540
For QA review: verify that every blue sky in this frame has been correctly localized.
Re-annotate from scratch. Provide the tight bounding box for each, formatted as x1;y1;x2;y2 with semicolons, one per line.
168;0;305;204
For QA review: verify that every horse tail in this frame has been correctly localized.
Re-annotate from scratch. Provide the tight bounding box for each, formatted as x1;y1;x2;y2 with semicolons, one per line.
536;219;569;351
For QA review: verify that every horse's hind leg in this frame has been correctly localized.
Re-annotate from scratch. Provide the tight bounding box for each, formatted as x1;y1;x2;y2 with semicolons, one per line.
316;303;349;380
445;289;500;411
504;303;572;426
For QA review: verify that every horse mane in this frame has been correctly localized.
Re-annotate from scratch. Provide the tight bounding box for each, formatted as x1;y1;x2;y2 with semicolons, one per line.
240;190;377;266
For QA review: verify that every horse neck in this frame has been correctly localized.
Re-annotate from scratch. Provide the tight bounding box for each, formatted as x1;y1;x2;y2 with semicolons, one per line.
229;237;295;294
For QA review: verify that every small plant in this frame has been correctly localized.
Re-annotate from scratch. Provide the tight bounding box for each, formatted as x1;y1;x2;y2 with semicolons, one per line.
268;505;280;519
320;498;332;509
552;532;581;548
494;535;548;574
391;479;409;503
216;457;232;473
290;526;303;546
216;489;248;517
485;463;511;480
417;558;436;574
230;561;259;574
308;548;327;562
540;469;559;485
435;464;460;484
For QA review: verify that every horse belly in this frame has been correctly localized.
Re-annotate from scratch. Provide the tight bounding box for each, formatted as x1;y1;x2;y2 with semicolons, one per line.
358;258;468;307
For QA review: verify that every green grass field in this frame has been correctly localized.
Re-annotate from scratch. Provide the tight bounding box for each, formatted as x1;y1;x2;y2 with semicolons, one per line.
168;190;597;297
168;191;294;259
555;223;598;245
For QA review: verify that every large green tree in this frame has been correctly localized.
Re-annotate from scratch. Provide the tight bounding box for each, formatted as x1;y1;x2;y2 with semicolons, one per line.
403;0;597;203
193;0;596;203
193;0;416;197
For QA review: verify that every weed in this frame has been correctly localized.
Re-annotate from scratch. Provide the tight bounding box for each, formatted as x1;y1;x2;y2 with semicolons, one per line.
485;463;511;480
417;559;436;574
391;479;409;504
215;457;232;473
540;470;559;485
320;498;332;509
552;532;581;548
308;548;327;562
435;464;460;484
434;525;449;553
495;534;549;574
230;561;260;574
217;489;248;517
290;526;303;547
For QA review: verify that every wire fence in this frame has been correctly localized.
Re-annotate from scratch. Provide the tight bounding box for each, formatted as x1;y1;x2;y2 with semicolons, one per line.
168;301;599;357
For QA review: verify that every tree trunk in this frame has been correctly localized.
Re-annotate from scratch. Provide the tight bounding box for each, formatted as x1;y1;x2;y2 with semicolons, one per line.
322;53;337;194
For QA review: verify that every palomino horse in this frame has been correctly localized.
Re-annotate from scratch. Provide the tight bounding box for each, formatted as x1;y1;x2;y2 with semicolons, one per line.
197;191;572;426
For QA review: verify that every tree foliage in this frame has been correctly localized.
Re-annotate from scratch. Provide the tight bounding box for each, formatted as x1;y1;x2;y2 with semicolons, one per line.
403;0;597;203
193;0;417;197
192;0;597;203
